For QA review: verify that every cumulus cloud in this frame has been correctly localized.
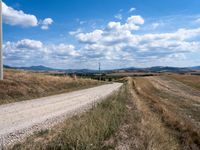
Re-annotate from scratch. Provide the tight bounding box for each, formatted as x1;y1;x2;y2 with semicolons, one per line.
49;44;79;57
2;2;38;27
41;18;53;30
69;28;82;36
75;15;144;45
4;39;79;67
114;14;122;20
2;2;53;29
14;39;43;49
127;15;144;24
138;28;200;41
3;39;45;65
70;15;200;67
106;15;144;32
4;12;200;69
76;30;103;43
195;18;200;23
129;7;136;12
151;23;160;30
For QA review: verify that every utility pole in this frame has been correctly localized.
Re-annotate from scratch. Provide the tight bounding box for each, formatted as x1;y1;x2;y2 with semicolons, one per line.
0;0;3;80
99;62;101;81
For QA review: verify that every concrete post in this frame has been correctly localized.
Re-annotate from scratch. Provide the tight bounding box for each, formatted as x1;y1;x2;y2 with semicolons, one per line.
0;0;3;80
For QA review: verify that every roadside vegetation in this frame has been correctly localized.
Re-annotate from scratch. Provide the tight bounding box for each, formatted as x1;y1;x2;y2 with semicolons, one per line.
11;82;128;150
9;75;200;150
0;69;103;105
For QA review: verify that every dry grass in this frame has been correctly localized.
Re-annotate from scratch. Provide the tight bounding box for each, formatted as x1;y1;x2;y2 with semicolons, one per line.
115;78;180;150
11;85;128;150
167;74;200;90
0;69;102;105
7;76;200;150
133;77;200;149
107;72;158;77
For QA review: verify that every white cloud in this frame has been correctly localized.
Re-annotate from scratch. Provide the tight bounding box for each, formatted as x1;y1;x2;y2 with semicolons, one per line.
71;15;200;67
2;2;53;30
151;23;160;29
79;21;86;25
15;39;43;49
127;15;144;25
138;28;200;41
76;30;103;43
195;18;200;23
69;28;82;36
129;7;136;12
50;44;79;57
107;15;144;31
75;15;144;45
2;2;38;27
4;39;79;67
4;11;200;69
41;18;53;30
114;14;122;20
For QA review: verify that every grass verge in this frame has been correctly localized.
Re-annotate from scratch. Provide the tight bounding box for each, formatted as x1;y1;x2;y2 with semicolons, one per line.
10;77;197;150
11;84;128;150
115;78;180;150
0;69;103;105
10;78;183;150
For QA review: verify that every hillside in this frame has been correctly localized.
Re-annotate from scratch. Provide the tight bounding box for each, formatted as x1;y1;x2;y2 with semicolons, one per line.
10;76;200;150
4;65;98;73
0;70;102;105
4;65;200;73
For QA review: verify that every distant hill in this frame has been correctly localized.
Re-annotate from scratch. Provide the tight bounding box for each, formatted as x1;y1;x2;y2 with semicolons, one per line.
18;65;56;71
116;67;142;71
115;66;193;73
64;69;99;74
4;65;56;71
189;66;200;70
4;65;98;73
4;65;14;69
145;66;192;72
3;65;200;73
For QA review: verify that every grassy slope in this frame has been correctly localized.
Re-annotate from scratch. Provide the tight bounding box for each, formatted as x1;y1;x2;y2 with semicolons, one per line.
0;70;102;105
167;74;200;90
132;77;200;149
11;83;128;150
9;76;199;149
11;78;182;150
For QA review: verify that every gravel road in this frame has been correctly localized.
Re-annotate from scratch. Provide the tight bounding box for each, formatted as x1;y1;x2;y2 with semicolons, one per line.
0;83;122;147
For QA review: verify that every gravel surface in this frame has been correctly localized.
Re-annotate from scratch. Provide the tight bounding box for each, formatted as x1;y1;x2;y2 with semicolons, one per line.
0;83;122;147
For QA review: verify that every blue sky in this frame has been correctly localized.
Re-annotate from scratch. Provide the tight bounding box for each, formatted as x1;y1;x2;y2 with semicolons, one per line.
2;0;200;69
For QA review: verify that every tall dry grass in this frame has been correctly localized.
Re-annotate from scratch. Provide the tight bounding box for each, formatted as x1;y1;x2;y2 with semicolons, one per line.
8;76;199;150
122;78;180;150
168;74;200;90
133;77;200;149
11;85;127;150
0;69;102;105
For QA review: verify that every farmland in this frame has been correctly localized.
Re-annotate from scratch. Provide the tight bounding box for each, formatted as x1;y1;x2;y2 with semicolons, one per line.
9;74;200;149
0;69;103;105
167;74;200;90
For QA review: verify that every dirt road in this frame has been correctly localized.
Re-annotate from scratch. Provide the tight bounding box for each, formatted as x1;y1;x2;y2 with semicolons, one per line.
0;83;122;146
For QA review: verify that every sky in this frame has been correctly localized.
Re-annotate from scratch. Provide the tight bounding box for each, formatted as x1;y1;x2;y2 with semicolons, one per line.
2;0;200;69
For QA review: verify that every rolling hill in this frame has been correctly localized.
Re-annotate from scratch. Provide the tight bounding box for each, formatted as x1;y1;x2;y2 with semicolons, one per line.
3;65;200;73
